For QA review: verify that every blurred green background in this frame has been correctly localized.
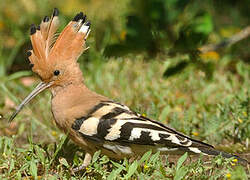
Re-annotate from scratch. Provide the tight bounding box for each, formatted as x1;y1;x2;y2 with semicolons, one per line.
0;0;249;75
0;0;249;178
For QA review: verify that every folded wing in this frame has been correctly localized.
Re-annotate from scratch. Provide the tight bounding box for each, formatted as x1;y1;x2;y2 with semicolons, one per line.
72;101;214;153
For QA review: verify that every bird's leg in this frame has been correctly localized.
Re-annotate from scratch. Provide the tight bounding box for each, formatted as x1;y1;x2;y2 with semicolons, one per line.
72;152;92;172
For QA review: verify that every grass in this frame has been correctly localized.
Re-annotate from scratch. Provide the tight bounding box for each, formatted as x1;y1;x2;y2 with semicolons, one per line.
0;55;249;179
0;0;249;179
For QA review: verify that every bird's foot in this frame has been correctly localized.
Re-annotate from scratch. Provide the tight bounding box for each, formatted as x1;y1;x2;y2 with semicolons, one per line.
72;164;87;173
71;152;92;174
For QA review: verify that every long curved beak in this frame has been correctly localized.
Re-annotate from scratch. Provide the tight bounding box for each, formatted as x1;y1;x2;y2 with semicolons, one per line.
9;81;53;122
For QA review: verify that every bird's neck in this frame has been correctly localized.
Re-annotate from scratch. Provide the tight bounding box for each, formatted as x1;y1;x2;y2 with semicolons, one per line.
51;81;108;111
50;75;109;132
51;80;86;98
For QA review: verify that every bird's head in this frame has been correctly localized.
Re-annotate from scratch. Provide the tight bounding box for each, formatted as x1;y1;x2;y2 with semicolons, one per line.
9;8;91;121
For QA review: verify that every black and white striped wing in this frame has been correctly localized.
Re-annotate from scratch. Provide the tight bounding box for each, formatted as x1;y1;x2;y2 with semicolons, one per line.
71;100;248;163
72;101;213;154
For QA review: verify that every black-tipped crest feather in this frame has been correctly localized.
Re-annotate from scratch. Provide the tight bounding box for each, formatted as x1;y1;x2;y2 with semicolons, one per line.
30;24;36;35
73;13;82;22
85;21;91;27
43;16;49;22
53;8;59;16
26;51;32;57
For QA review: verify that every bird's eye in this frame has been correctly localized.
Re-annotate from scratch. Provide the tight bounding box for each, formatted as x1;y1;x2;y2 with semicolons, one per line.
54;70;60;76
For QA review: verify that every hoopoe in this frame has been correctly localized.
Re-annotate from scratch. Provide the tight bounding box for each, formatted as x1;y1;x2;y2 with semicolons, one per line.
9;8;248;170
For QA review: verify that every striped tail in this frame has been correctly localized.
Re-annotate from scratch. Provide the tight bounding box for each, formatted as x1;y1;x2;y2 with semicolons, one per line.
198;146;248;165
183;142;249;165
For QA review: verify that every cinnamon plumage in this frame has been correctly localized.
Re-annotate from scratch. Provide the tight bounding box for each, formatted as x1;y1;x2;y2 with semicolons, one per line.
10;8;248;170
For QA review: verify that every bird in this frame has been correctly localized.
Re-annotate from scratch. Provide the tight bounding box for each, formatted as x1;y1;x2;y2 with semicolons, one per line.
9;8;248;171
